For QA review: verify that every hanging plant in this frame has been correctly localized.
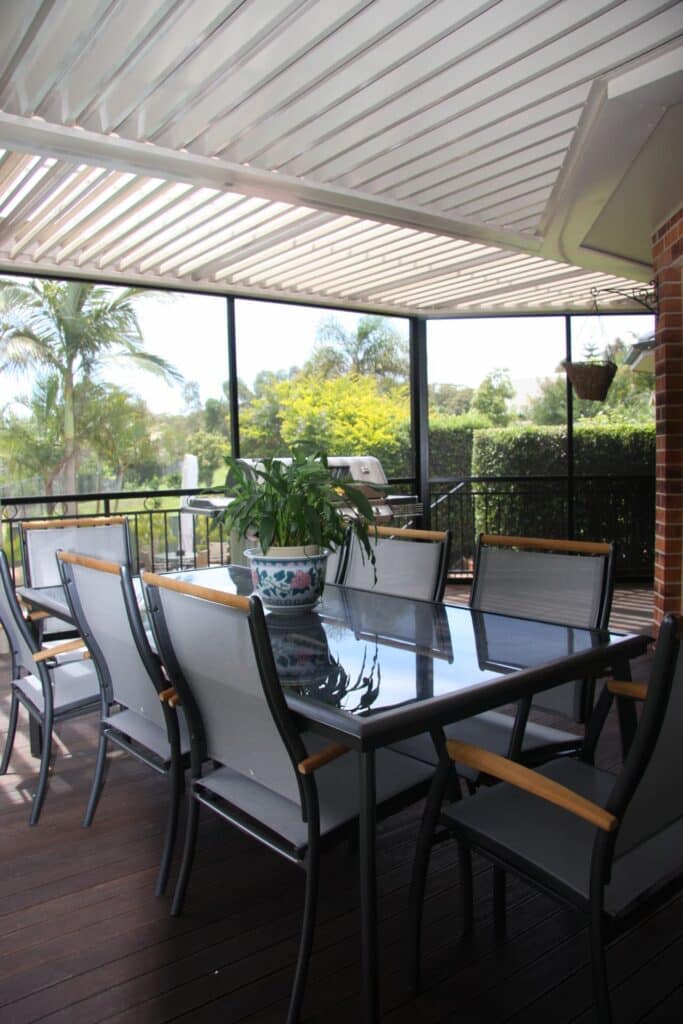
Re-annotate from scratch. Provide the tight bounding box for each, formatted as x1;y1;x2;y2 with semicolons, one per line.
562;359;617;401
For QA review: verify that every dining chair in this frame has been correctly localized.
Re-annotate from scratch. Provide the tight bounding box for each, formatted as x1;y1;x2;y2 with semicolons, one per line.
391;534;615;778
408;612;683;1024
141;571;434;1024
0;549;100;824
19;516;133;640
57;551;189;895
338;525;452;603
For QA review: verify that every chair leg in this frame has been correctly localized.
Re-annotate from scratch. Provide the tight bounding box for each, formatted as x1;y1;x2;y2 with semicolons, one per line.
171;793;200;917
0;691;19;774
83;728;108;827
408;752;454;994
156;759;184;897
589;908;612;1024
459;843;474;934
287;850;319;1024
493;865;506;936
29;713;52;826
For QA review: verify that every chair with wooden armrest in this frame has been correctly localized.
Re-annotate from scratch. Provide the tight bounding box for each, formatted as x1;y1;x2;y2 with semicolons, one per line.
56;551;190;896
141;571;433;1024
19;516;132;641
391;534;616;780
338;525;452;603
409;613;683;1024
0;550;99;825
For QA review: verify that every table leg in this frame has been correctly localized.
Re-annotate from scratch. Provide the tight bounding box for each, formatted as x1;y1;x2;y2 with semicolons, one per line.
359;749;379;1024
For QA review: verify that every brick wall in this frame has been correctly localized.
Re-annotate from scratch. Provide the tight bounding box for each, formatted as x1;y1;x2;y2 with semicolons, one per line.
653;207;683;625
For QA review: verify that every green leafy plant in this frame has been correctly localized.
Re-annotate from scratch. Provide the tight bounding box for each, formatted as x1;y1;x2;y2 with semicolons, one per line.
216;439;378;560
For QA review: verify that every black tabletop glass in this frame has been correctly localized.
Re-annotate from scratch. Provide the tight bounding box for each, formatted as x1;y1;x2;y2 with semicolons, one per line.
270;583;627;716
19;564;644;730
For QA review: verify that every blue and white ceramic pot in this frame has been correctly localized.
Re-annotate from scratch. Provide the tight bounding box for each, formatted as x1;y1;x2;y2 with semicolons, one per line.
245;546;329;613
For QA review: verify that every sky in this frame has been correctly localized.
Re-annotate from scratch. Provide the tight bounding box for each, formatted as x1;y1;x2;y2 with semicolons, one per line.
0;280;654;416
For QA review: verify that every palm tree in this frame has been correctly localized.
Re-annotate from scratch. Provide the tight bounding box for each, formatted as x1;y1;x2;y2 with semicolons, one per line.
0;279;181;496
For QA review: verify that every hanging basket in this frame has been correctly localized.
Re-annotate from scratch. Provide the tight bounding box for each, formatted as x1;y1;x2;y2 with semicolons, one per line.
562;360;617;401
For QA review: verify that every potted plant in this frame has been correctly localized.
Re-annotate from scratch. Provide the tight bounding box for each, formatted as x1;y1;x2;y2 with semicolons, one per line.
215;440;377;612
562;343;617;401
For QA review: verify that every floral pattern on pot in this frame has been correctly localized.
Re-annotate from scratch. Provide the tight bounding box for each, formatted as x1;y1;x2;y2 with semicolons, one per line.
245;548;329;612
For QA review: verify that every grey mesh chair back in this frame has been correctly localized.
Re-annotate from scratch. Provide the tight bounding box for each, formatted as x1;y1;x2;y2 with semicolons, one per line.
21;517;132;587
340;526;451;603
613;623;683;861
143;575;302;803
20;516;132;638
57;553;166;731
57;551;186;895
471;534;614;719
471;535;613;629
0;550;39;677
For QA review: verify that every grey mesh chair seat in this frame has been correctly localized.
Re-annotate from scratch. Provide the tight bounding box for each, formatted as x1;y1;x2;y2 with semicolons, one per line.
195;737;432;853
409;613;683;1024
445;755;683;918
339;526;451;603
57;551;188;896
392;712;580;780
13;659;99;715
103;707;191;766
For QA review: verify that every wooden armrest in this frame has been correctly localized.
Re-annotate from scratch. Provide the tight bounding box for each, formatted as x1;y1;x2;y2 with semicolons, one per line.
159;686;181;707
27;610;50;621
446;740;618;832
298;742;350;775
607;680;648;701
33;637;87;662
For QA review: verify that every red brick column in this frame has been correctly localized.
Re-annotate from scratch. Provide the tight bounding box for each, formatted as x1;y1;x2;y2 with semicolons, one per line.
653;207;683;626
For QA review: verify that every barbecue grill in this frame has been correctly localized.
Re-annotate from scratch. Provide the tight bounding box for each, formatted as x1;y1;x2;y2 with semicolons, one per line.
182;455;421;525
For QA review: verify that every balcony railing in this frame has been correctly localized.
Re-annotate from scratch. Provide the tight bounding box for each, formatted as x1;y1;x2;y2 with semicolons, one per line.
429;474;654;579
0;487;230;580
0;473;654;583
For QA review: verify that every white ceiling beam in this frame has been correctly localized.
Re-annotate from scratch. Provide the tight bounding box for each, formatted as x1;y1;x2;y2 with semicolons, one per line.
0;110;545;256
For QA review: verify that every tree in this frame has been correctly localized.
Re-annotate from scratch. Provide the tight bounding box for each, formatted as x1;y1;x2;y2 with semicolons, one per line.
84;383;162;490
306;315;408;386
429;382;474;416
470;368;514;426
0;376;64;494
0;279;182;495
276;372;411;476
186;429;228;485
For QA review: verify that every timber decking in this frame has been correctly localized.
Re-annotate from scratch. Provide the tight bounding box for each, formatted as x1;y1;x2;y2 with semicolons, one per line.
1;587;681;1024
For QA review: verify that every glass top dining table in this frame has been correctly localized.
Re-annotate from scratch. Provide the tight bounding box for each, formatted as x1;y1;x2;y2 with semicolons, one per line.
18;562;650;1023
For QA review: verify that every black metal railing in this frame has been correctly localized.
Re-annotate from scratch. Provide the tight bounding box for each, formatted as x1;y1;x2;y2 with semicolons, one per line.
1;473;654;583
429;474;654;580
0;487;230;580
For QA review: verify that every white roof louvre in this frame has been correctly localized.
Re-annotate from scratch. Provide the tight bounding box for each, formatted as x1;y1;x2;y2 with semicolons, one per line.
0;0;679;314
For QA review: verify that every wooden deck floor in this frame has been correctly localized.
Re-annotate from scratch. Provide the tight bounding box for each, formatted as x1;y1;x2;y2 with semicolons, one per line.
2;586;682;1024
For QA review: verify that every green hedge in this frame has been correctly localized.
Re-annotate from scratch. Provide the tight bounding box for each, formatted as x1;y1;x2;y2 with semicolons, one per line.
428;416;490;478
470;423;654;478
464;423;655;561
